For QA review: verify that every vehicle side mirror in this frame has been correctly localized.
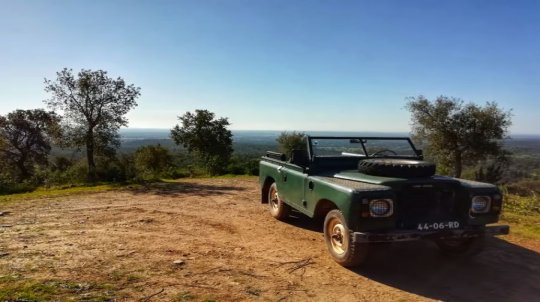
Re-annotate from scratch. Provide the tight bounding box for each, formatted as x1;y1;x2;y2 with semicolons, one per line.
416;149;423;159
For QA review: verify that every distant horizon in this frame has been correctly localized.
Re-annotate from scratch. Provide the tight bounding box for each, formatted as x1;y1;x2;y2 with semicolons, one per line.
119;127;540;138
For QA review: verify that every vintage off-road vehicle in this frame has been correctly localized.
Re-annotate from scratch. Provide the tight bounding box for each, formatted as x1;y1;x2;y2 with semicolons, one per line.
259;136;509;266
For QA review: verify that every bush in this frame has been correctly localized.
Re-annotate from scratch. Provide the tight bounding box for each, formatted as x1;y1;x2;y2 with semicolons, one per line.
134;145;174;180
37;158;87;186
226;155;260;176
0;181;36;195
506;179;540;196
503;192;540;215
277;131;306;159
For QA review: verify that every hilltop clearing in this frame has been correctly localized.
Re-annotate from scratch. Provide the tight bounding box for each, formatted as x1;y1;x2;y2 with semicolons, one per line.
1;177;539;301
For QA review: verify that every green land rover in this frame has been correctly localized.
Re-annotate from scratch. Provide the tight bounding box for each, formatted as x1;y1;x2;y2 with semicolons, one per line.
259;136;509;267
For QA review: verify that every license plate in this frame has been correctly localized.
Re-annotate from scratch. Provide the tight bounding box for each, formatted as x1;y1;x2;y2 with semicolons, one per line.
417;221;460;231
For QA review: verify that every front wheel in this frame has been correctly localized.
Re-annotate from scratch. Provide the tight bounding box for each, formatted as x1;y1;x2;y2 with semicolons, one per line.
435;237;485;256
267;182;290;220
323;210;368;267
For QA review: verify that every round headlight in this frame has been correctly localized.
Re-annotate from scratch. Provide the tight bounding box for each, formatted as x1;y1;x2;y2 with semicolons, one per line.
471;196;491;213
369;199;392;217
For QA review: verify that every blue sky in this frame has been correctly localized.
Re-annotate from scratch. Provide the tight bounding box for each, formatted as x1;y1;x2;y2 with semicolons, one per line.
0;0;539;134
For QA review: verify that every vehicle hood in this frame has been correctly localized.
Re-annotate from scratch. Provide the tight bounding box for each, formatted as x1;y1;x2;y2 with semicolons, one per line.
332;170;455;187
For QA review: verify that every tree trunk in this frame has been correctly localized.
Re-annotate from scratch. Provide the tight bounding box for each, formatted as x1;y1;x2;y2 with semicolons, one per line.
454;152;462;178
86;129;96;182
15;157;30;182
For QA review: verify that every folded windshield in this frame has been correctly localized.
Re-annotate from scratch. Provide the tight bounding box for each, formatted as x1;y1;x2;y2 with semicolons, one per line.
309;137;418;158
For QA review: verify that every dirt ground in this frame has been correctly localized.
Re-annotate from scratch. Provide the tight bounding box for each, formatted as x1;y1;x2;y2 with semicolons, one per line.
1;177;539;301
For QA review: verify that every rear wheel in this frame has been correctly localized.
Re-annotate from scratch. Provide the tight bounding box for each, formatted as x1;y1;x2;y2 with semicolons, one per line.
435;237;485;256
268;182;290;220
323;210;368;267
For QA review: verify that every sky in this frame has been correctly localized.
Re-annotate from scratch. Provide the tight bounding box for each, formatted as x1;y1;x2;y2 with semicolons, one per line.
0;0;539;134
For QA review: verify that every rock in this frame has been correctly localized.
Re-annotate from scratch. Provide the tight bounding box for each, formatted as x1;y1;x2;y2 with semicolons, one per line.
173;259;185;266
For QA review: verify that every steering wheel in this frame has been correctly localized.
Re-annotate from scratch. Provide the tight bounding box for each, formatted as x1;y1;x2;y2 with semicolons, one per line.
370;149;398;157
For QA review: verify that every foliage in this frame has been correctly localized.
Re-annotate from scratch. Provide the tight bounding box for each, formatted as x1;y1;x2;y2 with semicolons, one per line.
501;192;540;239
0;109;60;181
474;152;511;184
34;157;87;186
115;153;137;181
276;131;307;159
406;96;512;177
33;154;137;187
134;144;173;180
44;68;140;181
0;184;119;203
0;277;116;302
227;154;260;176
505;179;540;196
503;192;540;215
0;180;36;195
170;109;233;175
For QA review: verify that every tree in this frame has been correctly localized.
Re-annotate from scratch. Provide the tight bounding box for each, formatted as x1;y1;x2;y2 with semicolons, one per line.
277;131;307;158
134;144;173;180
474;151;511;184
44;68;140;181
406;96;512;178
170;109;233;175
0;109;60;181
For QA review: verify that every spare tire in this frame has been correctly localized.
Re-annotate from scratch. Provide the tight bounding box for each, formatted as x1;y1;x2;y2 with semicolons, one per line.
358;159;436;178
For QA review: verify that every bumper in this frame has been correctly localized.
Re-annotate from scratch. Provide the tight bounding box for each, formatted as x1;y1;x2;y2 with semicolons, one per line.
353;225;510;243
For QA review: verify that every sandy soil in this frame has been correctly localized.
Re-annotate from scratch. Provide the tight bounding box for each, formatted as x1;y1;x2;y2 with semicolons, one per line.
1;177;539;301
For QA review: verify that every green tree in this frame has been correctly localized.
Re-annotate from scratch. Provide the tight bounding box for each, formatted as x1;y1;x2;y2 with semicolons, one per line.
134;144;173;180
170;109;233;175
0;109;60;181
474;151;511;184
44;68;140;181
406;96;512;178
277;131;307;158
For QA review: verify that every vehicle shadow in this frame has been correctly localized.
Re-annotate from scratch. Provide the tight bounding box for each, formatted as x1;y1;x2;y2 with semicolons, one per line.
125;181;245;197
285;214;540;302
287;210;324;233
355;238;540;302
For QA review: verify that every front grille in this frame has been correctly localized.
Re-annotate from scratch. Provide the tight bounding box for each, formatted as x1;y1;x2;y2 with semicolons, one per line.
396;183;457;229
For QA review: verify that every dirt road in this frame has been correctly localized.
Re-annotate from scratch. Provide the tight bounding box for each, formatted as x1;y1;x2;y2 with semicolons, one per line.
1;177;539;301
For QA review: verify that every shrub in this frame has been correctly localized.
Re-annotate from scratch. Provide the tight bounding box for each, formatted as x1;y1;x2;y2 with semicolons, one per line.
506;179;540;196
134;145;174;180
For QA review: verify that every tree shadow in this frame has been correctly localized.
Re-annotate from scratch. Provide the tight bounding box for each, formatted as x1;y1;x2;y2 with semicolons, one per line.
125;181;245;197
284;214;540;301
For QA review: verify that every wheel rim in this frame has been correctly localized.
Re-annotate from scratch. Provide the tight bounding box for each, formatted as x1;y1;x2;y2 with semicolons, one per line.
269;185;280;211
327;217;348;255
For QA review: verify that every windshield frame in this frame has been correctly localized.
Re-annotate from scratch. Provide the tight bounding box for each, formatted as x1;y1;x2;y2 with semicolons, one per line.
307;136;421;160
